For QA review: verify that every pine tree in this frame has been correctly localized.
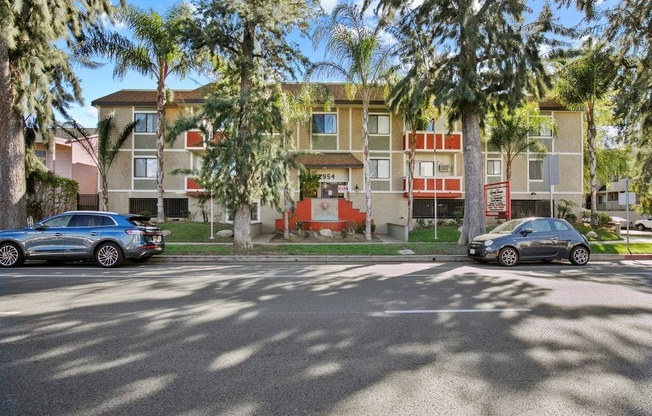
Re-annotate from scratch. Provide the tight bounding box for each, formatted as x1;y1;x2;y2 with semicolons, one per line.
187;0;320;249
0;0;118;230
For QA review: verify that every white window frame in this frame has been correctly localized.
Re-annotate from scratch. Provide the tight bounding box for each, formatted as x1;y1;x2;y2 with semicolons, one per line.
369;114;390;135
370;159;390;179
134;112;158;134
487;159;502;176
528;158;544;181
134;157;158;179
312;113;337;135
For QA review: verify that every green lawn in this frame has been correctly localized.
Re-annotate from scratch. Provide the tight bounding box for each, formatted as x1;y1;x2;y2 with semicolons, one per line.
164;242;466;256
157;221;232;242
156;220;652;256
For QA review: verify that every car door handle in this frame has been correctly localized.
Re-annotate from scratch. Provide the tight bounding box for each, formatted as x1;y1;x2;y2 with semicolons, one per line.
551;237;559;241
90;232;98;236
54;233;63;237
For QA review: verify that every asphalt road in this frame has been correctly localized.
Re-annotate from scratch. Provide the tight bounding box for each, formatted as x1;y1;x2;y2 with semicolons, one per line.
1;261;652;416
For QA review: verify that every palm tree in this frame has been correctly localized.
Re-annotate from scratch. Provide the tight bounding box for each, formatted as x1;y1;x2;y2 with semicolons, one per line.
555;42;617;226
83;3;197;222
310;3;393;240
487;102;554;182
60;114;136;211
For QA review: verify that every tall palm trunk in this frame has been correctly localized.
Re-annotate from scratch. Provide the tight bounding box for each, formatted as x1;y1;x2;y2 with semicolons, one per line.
459;111;486;246
232;22;255;249
362;93;372;240
156;73;167;223
0;39;26;229
587;103;598;227
407;127;417;231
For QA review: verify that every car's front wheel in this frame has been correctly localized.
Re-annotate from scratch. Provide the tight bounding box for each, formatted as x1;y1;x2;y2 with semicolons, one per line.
637;224;646;231
498;247;519;267
0;242;24;268
569;246;590;266
95;242;124;268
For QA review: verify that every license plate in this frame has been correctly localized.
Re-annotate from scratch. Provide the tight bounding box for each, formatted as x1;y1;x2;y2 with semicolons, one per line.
469;248;475;255
152;236;161;243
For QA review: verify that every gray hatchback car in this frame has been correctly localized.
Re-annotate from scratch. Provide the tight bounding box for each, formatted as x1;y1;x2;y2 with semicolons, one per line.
0;211;164;268
467;217;590;266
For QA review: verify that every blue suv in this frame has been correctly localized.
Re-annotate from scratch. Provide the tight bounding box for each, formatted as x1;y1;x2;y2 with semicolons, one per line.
0;211;165;268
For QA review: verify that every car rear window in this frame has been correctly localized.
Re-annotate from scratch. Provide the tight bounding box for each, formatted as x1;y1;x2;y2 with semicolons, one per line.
127;216;154;227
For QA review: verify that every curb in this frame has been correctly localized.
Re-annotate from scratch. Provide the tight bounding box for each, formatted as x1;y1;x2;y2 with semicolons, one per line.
150;254;651;264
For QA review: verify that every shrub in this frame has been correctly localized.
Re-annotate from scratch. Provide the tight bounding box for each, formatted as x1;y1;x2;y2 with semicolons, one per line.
27;172;78;221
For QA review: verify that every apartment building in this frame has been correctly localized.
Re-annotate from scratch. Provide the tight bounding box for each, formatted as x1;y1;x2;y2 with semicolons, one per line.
91;84;584;234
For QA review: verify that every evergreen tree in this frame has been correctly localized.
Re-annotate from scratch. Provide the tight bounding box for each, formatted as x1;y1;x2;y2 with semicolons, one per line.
310;3;394;241
376;0;562;245
187;0;319;249
386;10;440;231
0;0;118;230
82;3;198;222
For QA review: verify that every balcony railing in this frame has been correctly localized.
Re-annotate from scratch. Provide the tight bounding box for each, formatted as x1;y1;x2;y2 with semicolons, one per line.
403;132;462;151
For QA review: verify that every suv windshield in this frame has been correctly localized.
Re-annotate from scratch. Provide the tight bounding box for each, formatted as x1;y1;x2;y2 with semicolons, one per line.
491;218;529;234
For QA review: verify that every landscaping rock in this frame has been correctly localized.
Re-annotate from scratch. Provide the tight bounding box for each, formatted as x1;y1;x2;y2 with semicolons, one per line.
319;229;333;238
162;230;172;237
586;231;598;239
398;249;415;255
443;219;457;226
217;229;234;238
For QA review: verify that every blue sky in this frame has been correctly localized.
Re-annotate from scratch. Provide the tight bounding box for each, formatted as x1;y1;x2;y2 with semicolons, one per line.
67;0;591;127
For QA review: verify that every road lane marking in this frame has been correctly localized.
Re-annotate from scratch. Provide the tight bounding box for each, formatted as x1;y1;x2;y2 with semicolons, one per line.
385;308;531;314
0;311;22;315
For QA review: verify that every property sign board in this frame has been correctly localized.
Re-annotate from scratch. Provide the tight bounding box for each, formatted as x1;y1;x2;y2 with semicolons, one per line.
485;181;511;219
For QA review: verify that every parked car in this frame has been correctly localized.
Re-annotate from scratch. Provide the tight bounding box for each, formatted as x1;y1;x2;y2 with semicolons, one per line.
635;216;652;231
467;217;590;266
0;211;164;268
608;216;634;229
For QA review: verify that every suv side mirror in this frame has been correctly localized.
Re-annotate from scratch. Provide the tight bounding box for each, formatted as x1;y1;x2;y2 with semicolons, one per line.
521;228;533;236
33;223;44;230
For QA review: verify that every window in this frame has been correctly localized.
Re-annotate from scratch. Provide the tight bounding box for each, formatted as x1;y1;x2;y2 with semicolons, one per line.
227;203;259;222
529;159;543;180
134;158;157;178
419;161;434;177
370;159;390;179
538;116;553;137
35;149;47;164
69;215;115;227
369;115;390;134
42;215;72;228
552;220;571;231
134;113;157;133
312;114;337;134
529;219;552;233
487;160;501;175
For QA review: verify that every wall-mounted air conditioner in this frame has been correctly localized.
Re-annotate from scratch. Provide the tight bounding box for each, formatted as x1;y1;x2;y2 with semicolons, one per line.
438;164;452;172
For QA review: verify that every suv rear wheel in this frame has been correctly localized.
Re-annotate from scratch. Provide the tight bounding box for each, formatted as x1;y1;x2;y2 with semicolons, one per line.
95;242;124;268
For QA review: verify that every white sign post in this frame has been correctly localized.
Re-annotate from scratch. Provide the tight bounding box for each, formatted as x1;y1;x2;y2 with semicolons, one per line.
619;179;636;251
543;154;561;217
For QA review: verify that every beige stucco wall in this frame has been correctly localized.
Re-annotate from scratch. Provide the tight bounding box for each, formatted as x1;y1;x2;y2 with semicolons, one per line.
554;111;583;153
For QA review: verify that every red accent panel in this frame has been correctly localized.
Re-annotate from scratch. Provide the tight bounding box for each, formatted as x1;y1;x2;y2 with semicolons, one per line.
444;178;461;191
413;178;425;190
186;177;202;190
213;131;222;143
426;133;435;149
274;198;367;231
436;133;443;150
444;134;461;150
186;131;203;148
